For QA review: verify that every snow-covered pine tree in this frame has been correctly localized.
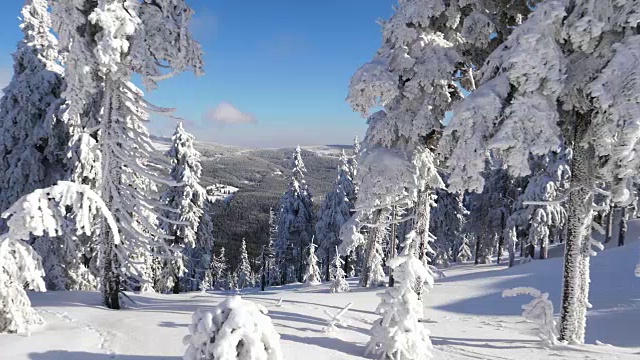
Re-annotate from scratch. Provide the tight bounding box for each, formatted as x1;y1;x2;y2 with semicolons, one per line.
0;0;68;214
264;209;280;287
316;151;354;280
159;122;205;294
260;222;275;291
366;231;434;360
347;0;494;287
505;149;570;265
51;0;203;309
456;236;472;263
236;239;252;289
0;234;45;334
186;196;216;292
303;238;322;286
0;0;93;291
431;187;469;266
442;0;640;343
274;146;315;284
464;160;511;264
0;181;120;333
212;247;228;290
330;247;350;293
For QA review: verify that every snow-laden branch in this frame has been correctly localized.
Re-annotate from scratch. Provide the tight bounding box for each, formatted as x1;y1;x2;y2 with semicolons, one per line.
502;287;558;346
322;303;352;333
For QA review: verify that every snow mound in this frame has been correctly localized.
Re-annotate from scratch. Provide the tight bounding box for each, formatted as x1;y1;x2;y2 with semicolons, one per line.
183;295;283;360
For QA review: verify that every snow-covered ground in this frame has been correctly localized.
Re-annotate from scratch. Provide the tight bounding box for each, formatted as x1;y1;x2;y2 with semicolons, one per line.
2;242;638;359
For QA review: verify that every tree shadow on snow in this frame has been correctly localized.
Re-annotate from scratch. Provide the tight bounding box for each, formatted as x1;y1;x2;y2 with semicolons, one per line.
432;246;640;347
29;351;180;360
431;335;539;350
280;333;366;357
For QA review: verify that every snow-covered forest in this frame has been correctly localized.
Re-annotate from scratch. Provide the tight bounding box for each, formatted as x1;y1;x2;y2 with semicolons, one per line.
0;0;639;359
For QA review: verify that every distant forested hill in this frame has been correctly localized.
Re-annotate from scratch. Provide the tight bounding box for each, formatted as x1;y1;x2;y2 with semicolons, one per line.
152;136;349;268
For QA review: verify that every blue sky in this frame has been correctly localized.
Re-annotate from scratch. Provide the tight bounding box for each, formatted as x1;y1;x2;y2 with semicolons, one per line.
0;0;394;148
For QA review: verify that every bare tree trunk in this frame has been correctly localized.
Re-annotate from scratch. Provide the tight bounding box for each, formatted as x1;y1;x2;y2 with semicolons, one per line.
604;206;614;244
474;235;481;265
618;207;627;247
360;210;383;287
559;113;594;344
261;248;266;291
388;206;397;287
343;251;350;276
496;210;506;265
101;230;121;309
325;253;331;282
414;189;432;262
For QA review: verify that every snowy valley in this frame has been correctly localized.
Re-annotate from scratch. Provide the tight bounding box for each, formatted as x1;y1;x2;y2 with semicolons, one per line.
1;232;638;360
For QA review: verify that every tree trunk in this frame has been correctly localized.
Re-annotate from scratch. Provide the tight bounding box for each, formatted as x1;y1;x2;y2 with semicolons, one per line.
343;251;350;276
474;235;481;265
604;206;614;244
325;253;331;282
618;207;627;247
297;241;304;283
559;113;594;344
261;249;266;291
172;273;180;294
388;206;397;287
496;210;506;265
101;232;120;309
360;210;383;287
540;241;548;260
414;189;432;263
506;225;516;268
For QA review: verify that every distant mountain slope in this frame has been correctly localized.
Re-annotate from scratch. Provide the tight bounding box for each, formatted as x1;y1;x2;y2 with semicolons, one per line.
152;136;349;267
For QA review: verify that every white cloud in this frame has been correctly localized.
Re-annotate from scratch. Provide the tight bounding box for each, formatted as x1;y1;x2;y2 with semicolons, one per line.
203;102;257;125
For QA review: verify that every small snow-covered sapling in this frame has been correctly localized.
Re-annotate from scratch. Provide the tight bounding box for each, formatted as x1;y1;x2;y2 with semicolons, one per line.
183;296;283;360
502;287;558;346
322;303;353;333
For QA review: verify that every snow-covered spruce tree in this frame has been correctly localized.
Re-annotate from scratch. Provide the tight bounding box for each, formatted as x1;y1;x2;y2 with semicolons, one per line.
442;0;640;343
456;236;472;263
366;231;434;360
0;0;68;214
0;181;119;333
316;151;354;280
504;149;570;265
236;239;252;289
303;238;322;286
464;157;516;265
186;196;216;292
431;186;469;266
183;296;283;360
0;0;93;291
330;247;350;293
274;146;315;284
346;0;509;287
159;122;205;294
262;208;277;288
212;247;228;290
52;0;204;309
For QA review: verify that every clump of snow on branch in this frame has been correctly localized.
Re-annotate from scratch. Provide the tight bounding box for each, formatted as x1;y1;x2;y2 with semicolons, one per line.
502;287;559;346
182;296;283;360
366;231;434;360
